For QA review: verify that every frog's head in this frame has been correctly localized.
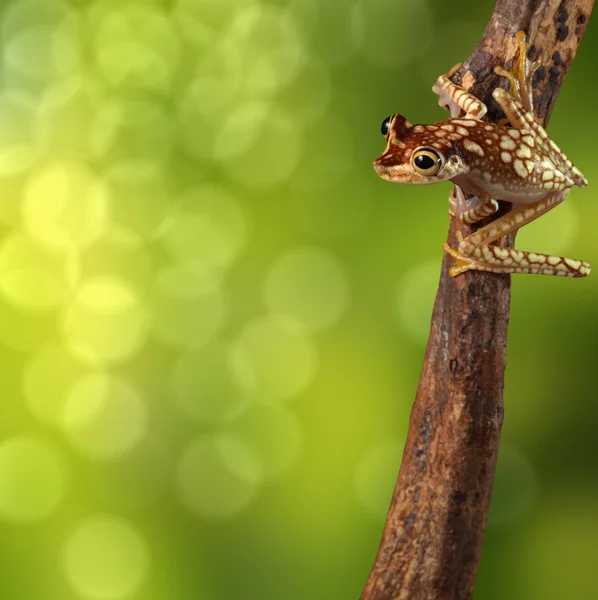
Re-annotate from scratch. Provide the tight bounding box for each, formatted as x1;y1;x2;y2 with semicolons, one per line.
373;114;463;185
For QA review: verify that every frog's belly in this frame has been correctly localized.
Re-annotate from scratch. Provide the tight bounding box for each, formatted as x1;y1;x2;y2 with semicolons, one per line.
458;175;550;205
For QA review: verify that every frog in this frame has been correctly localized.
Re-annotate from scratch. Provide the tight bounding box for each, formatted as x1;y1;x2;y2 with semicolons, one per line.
373;31;590;278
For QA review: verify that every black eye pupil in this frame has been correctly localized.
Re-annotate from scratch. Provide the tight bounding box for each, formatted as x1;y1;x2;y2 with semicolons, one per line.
415;154;436;170
381;116;391;136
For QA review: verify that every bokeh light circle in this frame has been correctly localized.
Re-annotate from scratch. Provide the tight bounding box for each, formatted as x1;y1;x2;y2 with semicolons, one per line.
220;106;302;187
278;57;331;126
64;515;150;600
0;299;55;351
217;6;305;97
305;4;356;66
0;231;71;312
173;0;258;40
81;225;152;291
36;77;123;161
63;373;147;461
287;0;319;38
0;436;67;522
212;101;268;160
89;435;169;509
155;264;221;297
4;15;81;82
105;96;175;167
61;277;148;365
150;269;226;348
350;0;433;68
178;72;242;161
159;184;248;273
176;434;259;520
91;3;180;91
264;246;350;332
1;0;72;37
23;162;110;250
0;90;40;174
230;315;317;400
23;341;89;425
289;113;353;191
172;341;249;422
105;161;175;239
221;403;303;483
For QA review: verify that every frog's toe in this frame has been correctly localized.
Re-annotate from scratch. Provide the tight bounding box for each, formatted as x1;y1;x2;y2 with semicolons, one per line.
442;241;474;277
449;263;476;277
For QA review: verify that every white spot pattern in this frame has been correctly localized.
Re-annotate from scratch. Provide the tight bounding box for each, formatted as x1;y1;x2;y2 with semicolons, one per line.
513;159;527;178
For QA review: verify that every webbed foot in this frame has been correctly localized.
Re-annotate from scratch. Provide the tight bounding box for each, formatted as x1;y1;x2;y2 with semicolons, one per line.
443;231;475;277
494;30;541;112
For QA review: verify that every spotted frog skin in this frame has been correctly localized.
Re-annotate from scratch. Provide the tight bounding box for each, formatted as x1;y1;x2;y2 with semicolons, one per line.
373;31;590;278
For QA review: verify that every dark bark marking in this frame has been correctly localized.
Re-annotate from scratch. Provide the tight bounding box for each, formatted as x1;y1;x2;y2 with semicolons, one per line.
556;22;570;39
553;50;565;65
527;43;538;59
533;65;546;87
549;65;562;87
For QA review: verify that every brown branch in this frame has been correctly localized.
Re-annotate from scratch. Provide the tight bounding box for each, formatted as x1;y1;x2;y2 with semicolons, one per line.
361;1;593;599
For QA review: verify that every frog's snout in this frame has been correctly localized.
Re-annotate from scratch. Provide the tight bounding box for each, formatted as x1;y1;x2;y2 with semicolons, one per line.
373;159;386;176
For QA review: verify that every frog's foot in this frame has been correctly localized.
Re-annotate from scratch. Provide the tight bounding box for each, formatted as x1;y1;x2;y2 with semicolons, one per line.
494;30;541;112
433;63;487;120
442;240;476;277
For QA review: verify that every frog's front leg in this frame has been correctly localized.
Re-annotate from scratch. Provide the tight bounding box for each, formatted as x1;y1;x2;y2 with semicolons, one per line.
492;30;588;187
494;31;541;113
433;64;487;120
448;186;499;225
443;194;591;278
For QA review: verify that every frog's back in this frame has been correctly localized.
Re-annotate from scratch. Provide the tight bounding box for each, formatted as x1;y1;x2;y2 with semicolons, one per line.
433;118;581;204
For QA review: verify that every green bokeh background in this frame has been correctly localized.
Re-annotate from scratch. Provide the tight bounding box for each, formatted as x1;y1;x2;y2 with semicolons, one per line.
0;0;597;598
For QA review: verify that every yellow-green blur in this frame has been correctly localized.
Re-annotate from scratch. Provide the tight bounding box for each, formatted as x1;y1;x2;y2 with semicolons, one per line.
0;0;596;599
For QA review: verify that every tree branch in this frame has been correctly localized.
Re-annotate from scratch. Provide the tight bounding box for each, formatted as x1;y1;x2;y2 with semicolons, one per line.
361;1;594;599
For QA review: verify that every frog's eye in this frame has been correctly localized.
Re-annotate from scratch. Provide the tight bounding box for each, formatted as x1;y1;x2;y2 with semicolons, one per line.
412;148;443;176
381;116;392;138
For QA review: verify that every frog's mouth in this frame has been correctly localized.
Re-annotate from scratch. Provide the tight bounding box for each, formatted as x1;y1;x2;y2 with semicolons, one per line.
373;159;412;183
373;160;396;180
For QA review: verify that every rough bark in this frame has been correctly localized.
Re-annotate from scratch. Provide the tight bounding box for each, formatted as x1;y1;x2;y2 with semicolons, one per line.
361;1;593;599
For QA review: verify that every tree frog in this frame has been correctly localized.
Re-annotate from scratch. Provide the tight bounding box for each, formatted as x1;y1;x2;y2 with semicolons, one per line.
373;31;590;278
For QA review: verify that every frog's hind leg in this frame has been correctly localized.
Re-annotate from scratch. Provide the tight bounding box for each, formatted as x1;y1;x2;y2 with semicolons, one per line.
433;64;487;120
443;193;591;277
443;237;590;277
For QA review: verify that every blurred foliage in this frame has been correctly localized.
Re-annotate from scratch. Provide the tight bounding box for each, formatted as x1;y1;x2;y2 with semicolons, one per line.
0;0;596;598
